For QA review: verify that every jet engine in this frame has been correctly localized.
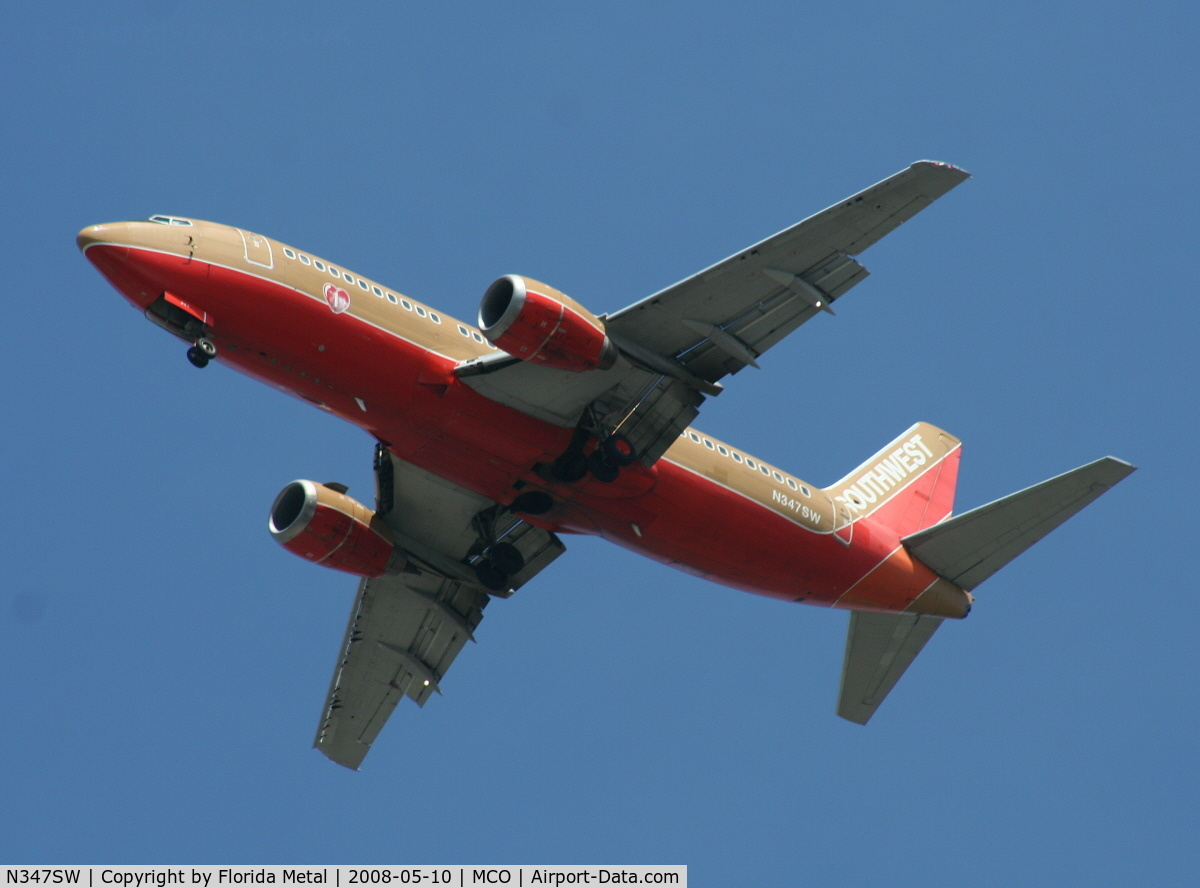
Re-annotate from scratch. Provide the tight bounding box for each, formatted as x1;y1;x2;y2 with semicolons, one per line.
268;480;401;577
479;274;619;372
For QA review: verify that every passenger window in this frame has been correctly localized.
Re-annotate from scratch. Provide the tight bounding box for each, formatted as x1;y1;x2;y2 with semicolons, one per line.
688;432;700;443
314;260;326;270
429;312;441;323
415;306;427;317
800;485;811;497
458;325;470;337
372;286;383;297
760;465;770;476
283;248;296;259
772;471;784;482
786;478;798;490
732;452;743;463
329;268;341;279
746;459;756;469
472;332;484;343
358;280;369;291
717;445;728;456
703;439;715;450
401;299;413;310
300;255;311;265
386;293;398;304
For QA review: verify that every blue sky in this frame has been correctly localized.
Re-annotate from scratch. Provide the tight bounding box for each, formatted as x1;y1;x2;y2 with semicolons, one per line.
2;2;1196;884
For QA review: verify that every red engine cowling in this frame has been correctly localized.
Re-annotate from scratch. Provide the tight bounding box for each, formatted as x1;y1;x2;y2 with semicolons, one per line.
268;480;400;577
479;275;619;372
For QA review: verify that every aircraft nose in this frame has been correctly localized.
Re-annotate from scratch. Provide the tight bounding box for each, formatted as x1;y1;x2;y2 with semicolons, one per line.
77;223;129;264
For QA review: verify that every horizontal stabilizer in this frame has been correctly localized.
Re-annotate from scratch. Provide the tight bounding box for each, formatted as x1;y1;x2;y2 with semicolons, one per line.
838;612;943;724
902;457;1135;590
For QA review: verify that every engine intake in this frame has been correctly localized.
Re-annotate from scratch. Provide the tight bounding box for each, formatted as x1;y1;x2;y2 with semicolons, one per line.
479;275;619;372
269;480;400;577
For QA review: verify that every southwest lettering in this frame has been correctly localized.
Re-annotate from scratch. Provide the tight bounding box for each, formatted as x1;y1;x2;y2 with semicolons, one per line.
903;440;925;467
843;432;939;512
881;454;905;483
850;483;875;505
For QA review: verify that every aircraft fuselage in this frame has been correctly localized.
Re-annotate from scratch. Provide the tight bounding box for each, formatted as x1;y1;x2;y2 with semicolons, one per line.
79;217;967;618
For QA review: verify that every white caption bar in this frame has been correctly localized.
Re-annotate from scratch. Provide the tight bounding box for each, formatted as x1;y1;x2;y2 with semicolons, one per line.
3;868;685;888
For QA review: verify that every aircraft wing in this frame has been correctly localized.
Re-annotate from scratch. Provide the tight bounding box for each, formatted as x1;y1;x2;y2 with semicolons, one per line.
605;160;969;381
459;162;968;465
314;451;566;769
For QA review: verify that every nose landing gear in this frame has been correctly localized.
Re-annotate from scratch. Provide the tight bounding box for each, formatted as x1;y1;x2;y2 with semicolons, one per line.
186;337;217;368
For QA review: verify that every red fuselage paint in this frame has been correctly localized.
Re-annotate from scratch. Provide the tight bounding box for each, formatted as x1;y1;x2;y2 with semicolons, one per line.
81;221;960;614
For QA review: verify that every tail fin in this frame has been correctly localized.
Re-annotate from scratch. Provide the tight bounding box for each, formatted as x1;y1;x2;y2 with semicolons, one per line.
838;612;943;725
903;456;1136;590
824;421;962;539
837;455;1135;725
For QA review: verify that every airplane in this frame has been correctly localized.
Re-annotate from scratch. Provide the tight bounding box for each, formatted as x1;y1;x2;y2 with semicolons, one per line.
78;161;1134;769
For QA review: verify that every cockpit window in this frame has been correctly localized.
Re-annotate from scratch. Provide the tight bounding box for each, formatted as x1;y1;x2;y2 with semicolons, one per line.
148;215;193;226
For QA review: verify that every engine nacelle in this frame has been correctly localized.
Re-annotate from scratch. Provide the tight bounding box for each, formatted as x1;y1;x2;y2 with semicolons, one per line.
479;275;619;372
268;480;400;577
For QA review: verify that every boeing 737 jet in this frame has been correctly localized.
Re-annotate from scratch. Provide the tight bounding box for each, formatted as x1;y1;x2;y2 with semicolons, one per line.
79;161;1134;769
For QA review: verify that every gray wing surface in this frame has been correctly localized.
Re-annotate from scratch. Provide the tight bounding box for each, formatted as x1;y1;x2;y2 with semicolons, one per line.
837;611;944;725
314;453;565;770
903;456;1136;590
458;161;968;465
605;160;970;382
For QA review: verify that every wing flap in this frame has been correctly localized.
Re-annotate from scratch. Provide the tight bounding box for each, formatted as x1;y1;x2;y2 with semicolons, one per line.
903;457;1135;590
837;611;943;725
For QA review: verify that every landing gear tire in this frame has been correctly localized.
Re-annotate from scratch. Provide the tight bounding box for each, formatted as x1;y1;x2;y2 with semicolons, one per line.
550;451;588;483
196;338;218;359
186;346;209;368
602;433;637;467
510;491;554;515
474;558;510;592
489;542;525;575
587;450;620;483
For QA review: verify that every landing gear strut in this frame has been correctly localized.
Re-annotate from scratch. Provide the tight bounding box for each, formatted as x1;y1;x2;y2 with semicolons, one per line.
187;337;217;368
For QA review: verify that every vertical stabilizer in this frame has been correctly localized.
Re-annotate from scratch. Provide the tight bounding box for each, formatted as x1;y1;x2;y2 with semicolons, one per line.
824;421;962;539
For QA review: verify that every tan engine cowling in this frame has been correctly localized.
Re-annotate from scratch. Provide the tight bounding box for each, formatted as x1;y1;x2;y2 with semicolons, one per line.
268;480;402;577
479;274;619;372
